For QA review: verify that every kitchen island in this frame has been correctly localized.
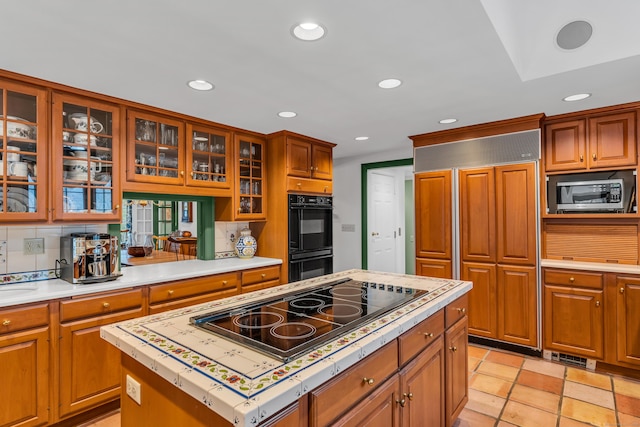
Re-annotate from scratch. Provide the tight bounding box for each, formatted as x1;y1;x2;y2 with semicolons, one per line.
101;270;471;426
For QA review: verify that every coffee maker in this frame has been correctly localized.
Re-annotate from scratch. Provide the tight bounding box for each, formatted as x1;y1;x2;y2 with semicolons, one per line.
58;233;121;284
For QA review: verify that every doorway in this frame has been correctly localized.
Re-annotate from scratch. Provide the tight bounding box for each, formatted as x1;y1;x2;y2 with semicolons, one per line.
362;159;414;274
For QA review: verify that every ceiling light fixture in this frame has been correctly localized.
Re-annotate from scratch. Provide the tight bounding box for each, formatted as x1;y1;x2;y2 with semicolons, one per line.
292;22;326;41
355;136;369;141
278;111;297;118
378;78;402;89
187;80;214;91
563;93;591;102
556;20;593;50
439;118;458;124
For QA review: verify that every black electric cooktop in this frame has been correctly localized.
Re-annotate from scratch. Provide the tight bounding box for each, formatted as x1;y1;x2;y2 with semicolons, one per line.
189;278;427;362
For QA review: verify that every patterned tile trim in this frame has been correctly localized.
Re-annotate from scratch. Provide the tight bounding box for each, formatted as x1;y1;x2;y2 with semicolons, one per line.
215;251;238;259
113;271;463;400
0;269;56;285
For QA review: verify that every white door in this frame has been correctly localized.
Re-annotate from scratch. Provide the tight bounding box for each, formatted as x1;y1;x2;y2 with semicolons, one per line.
368;171;398;273
131;201;153;245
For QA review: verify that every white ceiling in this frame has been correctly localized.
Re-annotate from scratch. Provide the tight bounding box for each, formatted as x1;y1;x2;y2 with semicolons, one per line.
3;0;640;159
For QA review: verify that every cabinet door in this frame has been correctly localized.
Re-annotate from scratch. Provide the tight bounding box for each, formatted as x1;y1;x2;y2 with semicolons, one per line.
459;167;496;263
58;307;143;419
461;262;497;338
416;258;452;279
311;143;333;180
126;109;184;185
589;112;637;169
185;123;232;189
445;317;468;427
543;285;604;359
544;120;586;171
400;336;445;427
616;275;640;366
333;374;400;427
495;163;537;265
235;133;266;220
52;93;122;221
287;137;312;178
414;170;451;259
0;80;48;221
498;265;537;347
0;326;50;426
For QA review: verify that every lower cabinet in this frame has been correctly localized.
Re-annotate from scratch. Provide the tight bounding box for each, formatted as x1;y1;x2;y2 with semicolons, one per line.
0;303;50;427
445;317;468;427
614;275;640;366
333;374;401;427
241;265;281;293
58;289;144;419
416;258;452;279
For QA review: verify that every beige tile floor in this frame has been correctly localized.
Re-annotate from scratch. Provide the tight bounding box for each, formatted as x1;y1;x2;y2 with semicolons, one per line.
83;344;640;427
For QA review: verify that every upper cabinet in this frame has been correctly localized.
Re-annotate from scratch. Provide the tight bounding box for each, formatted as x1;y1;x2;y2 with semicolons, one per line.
52;93;122;221
185;123;232;189
126;110;185;186
545;111;637;172
0;80;48;221
287;136;333;181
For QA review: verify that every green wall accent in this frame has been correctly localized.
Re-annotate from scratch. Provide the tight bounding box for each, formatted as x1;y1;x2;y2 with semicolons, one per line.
113;193;216;260
360;158;413;269
404;179;415;275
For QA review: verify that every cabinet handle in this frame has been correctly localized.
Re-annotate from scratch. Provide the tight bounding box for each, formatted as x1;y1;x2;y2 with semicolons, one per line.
114;205;120;211
620;287;625;294
449;346;458;352
180;170;185;177
222;280;228;285
296;182;302;187
310;166;315;171
238;207;242;213
2;319;10;326
396;398;406;408
569;277;575;283
424;332;434;338
579;154;584;162
191;171;195;177
406;392;414;401
457;307;466;314
592;153;597;161
595;301;600;307
168;290;174;296
261;273;266;279
362;377;375;386
103;302;110;309
324;186;328;193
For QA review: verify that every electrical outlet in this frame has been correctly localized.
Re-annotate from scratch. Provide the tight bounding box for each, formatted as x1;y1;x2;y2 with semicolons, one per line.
24;238;45;255
126;374;141;405
0;240;6;264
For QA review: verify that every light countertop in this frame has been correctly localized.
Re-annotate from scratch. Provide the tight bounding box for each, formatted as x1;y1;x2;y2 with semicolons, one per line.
0;257;282;308
541;259;640;274
100;269;472;427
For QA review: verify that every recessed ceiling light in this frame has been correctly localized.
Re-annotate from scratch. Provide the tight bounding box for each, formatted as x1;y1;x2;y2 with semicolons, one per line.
292;22;326;41
439;118;458;124
278;111;297;118
355;136;369;141
187;80;214;91
563;93;591;102
378;78;402;89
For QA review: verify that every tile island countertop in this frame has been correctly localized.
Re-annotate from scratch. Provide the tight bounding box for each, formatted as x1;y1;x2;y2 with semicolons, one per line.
0;257;282;308
100;269;472;427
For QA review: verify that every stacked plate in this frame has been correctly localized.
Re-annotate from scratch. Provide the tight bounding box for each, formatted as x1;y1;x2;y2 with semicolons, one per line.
2;187;33;212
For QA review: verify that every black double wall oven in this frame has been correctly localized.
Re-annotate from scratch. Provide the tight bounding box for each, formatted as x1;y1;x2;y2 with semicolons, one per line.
288;194;333;282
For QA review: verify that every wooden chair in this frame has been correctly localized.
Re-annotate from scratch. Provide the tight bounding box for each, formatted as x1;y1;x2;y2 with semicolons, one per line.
167;236;197;260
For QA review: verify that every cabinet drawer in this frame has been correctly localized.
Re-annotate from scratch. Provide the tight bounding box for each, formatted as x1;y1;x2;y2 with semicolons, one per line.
0;303;49;335
242;266;280;286
286;176;332;194
241;279;280;294
543;269;603;289
149;287;238;315
60;288;143;322
309;341;398;427
149;273;238;304
398;309;445;366
445;294;468;328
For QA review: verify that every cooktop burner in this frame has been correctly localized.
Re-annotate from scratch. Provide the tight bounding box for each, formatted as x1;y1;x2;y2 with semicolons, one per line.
189;278;427;362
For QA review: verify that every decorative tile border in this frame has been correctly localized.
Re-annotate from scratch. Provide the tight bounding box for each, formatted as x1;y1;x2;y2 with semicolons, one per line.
0;269;56;285
215;251;238;259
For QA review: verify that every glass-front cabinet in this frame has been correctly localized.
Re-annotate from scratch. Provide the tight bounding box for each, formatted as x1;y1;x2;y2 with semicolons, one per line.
52;93;121;221
126;110;184;185
0;80;48;221
186;123;231;188
236;133;265;219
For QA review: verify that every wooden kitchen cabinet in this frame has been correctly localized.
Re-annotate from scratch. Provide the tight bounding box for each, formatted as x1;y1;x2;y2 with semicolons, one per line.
241;265;281;293
0;79;48;222
459;167;496;263
52;92;122;221
58;289;144;419
614;275;640;366
333;374;401;427
498;265;537;346
543;269;604;359
185;123;232;189
445;316;468;427
416;258;452;279
0;303;50;427
148;273;239;314
545;112;637;172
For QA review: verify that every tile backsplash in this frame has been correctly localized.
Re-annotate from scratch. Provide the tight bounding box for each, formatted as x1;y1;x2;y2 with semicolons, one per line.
0;222;249;285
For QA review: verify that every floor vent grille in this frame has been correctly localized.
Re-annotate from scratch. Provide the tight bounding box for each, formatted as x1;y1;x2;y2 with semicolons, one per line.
543;350;596;370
